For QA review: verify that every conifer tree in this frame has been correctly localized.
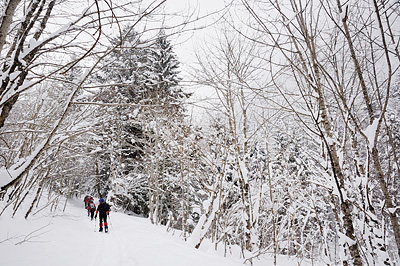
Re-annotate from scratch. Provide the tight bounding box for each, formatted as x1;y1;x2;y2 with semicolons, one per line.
89;27;191;219
144;30;189;108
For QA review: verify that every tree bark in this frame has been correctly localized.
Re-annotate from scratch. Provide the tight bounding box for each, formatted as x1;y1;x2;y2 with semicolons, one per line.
0;0;22;54
338;0;400;257
313;40;363;265
371;146;400;258
0;93;19;128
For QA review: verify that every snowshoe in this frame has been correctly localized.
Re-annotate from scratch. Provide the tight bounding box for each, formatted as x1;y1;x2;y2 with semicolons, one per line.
99;227;103;232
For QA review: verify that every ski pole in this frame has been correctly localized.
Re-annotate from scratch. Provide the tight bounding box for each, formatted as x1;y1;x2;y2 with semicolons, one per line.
108;214;112;228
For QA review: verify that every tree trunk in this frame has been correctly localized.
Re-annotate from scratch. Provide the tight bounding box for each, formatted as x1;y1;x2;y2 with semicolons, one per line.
0;0;22;54
315;55;363;265
371;146;400;258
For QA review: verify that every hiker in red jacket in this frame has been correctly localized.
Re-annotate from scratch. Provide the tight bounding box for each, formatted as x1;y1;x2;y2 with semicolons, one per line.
95;198;111;233
88;200;96;220
84;196;94;216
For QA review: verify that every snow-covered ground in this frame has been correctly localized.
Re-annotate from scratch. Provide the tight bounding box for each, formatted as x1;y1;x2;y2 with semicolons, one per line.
1;197;316;266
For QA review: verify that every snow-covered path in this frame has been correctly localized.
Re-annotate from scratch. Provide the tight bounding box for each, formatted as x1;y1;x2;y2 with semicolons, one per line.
1;197;312;266
1;198;245;266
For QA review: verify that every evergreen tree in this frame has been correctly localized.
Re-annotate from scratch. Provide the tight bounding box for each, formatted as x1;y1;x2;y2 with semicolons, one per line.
87;27;191;218
144;30;190;108
91;28;148;213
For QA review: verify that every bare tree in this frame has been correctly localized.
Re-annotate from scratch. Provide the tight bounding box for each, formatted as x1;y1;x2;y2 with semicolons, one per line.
192;24;275;261
239;0;400;264
0;0;171;215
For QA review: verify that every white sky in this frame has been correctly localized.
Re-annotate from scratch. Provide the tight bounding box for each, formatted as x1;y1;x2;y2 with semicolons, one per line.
163;0;229;63
161;0;233;121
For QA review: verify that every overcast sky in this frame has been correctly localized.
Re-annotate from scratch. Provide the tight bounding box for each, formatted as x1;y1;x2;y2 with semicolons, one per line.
163;0;228;61
162;0;231;104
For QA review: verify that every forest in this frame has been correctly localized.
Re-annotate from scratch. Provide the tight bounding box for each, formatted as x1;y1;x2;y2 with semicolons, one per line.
0;0;399;265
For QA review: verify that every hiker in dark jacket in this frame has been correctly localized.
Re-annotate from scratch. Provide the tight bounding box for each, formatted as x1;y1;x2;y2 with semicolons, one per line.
95;198;110;232
84;195;90;208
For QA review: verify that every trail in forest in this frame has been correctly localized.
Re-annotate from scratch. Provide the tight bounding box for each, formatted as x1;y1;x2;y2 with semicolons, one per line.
1;199;244;266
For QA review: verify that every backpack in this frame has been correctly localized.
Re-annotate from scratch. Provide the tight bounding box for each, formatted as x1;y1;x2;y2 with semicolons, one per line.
98;202;110;214
89;202;96;210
